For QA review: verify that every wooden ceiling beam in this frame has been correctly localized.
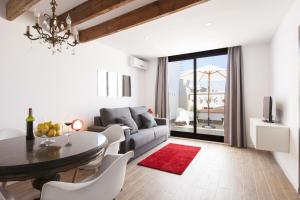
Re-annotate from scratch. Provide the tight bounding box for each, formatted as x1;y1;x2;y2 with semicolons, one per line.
79;0;209;43
6;0;40;21
57;0;135;27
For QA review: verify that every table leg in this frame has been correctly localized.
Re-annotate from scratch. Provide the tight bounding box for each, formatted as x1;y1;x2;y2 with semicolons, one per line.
32;174;60;199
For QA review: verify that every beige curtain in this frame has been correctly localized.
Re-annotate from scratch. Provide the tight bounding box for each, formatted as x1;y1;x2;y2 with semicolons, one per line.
224;46;246;147
155;57;169;118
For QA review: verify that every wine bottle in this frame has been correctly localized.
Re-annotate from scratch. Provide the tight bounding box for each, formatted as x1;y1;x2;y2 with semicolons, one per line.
26;108;35;140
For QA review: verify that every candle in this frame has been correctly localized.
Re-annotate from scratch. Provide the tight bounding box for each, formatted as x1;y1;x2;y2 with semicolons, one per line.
66;14;72;32
66;14;72;25
36;17;40;25
34;8;40;25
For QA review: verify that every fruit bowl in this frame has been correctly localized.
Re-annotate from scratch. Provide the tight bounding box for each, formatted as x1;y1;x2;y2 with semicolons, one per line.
35;134;59;146
35;121;62;146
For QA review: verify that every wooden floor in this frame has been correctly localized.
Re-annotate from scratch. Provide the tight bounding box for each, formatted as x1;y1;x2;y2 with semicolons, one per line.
6;137;300;200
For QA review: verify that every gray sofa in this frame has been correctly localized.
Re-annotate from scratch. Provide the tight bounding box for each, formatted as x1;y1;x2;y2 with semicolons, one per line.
88;106;169;159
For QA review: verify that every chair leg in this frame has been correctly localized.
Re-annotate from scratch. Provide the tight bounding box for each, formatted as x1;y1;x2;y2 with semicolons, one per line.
2;182;7;188
72;168;79;183
0;187;15;200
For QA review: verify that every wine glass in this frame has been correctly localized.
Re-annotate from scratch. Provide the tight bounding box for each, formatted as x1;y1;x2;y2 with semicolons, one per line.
64;122;73;146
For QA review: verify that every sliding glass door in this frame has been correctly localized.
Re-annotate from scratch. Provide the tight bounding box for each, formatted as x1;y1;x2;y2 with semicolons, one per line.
168;49;228;142
168;59;194;135
195;55;227;136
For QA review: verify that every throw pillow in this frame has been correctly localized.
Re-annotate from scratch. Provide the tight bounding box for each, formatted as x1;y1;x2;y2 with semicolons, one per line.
129;106;147;129
116;116;138;133
100;107;132;127
140;112;157;128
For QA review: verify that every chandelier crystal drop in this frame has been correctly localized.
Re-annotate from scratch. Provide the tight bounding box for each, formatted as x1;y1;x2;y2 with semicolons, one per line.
24;0;79;54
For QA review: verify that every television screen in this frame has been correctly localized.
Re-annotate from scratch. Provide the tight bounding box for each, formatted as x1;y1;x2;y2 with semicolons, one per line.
263;96;272;123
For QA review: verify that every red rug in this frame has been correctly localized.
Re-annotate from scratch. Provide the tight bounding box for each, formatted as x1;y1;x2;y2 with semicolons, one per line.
138;143;201;175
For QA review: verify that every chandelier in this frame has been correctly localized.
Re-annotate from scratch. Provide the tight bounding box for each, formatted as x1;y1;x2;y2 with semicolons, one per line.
24;0;79;54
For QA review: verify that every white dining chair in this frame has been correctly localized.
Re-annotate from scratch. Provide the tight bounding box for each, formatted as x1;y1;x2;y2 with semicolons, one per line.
41;151;134;200
0;129;25;141
0;186;15;200
101;125;126;156
0;190;4;200
72;125;125;182
0;129;25;188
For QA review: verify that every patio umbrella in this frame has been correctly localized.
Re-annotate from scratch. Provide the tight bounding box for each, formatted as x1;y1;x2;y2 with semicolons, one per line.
180;65;227;128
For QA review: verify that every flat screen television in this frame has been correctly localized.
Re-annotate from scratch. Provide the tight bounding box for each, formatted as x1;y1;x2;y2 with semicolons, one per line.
263;96;273;123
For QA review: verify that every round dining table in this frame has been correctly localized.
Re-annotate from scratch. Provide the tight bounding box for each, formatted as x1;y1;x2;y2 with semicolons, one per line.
0;131;107;193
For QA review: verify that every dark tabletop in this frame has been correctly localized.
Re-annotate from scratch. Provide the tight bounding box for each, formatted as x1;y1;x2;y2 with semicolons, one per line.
0;131;107;181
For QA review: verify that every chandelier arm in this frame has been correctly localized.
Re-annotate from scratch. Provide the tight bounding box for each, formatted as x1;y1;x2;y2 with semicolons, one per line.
36;27;51;41
56;35;64;40
63;34;71;40
24;34;40;41
41;34;49;40
67;42;77;47
34;26;45;36
61;31;71;40
67;39;79;47
41;31;51;40
36;29;49;40
44;13;51;19
64;34;70;40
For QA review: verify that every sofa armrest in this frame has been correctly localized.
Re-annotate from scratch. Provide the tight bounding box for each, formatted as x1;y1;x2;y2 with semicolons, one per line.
155;118;168;126
87;125;107;132
88;123;125;132
119;129;131;153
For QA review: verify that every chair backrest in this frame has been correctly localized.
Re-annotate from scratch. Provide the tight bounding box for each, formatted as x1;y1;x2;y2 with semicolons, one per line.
41;151;134;200
87;151;133;200
0;129;25;141
101;125;125;155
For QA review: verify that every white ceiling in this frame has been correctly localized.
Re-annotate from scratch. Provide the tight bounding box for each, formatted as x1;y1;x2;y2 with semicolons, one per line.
28;0;294;59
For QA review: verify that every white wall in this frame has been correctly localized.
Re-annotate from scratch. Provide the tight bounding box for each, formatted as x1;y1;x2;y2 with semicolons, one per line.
242;43;272;147
0;2;146;130
270;0;300;191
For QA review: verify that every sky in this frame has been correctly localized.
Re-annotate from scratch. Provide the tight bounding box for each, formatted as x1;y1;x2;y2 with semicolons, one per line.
197;55;228;69
169;55;228;92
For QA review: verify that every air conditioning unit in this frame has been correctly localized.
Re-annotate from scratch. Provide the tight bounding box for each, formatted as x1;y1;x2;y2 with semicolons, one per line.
129;56;148;70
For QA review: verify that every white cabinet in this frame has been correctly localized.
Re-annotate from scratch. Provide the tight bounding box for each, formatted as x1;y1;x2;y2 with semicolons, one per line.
250;118;290;152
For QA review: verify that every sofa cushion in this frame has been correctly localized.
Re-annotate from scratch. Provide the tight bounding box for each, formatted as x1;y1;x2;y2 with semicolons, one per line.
150;125;169;139
130;129;155;149
116;116;138;133
100;107;132;127
129;106;147;129
140;112;157;128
